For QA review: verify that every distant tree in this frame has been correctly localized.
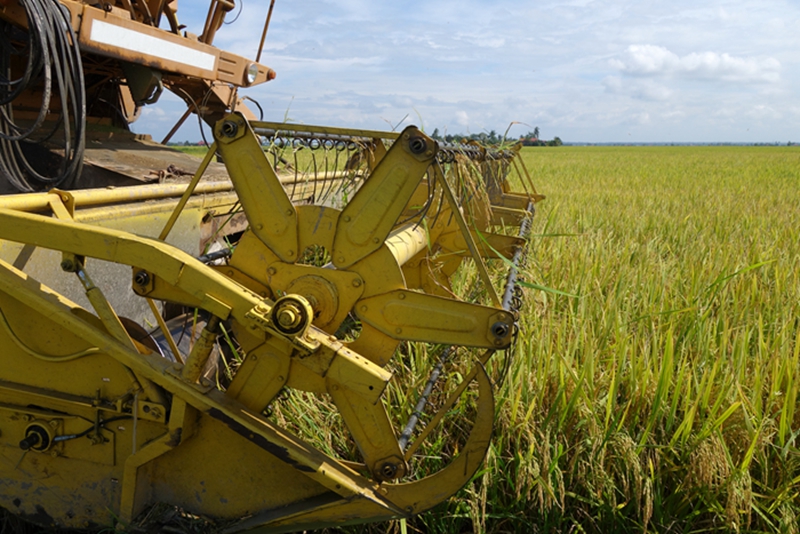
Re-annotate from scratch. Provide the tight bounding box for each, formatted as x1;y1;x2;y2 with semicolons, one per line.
431;128;441;140
533;126;540;139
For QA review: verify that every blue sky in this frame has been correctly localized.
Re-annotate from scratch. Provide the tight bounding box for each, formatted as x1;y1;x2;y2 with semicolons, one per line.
135;0;800;143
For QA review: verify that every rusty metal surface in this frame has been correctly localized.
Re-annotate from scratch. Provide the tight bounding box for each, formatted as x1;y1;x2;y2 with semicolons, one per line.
82;137;230;184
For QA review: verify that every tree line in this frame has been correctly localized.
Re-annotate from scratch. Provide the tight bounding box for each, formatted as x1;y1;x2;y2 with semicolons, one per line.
429;126;562;147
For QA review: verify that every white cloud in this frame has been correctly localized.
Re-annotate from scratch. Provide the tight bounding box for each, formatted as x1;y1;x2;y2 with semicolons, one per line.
603;76;673;101
612;45;780;83
746;104;780;120
455;110;469;127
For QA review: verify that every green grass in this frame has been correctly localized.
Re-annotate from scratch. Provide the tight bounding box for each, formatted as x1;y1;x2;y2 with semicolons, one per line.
323;146;800;534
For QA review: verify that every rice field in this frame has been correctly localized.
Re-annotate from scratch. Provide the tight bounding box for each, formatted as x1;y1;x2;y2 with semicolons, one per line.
384;145;800;534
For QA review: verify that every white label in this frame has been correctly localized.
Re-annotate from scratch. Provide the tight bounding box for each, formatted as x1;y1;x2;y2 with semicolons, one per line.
89;20;216;72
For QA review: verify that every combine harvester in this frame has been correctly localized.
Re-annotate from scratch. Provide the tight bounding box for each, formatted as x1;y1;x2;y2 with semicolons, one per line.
0;1;543;531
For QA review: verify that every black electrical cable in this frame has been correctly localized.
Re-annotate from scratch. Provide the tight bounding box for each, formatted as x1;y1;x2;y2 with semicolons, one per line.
0;0;85;192
52;415;133;443
174;85;211;148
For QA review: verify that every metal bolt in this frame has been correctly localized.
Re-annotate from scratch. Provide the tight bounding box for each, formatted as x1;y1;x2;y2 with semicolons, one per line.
221;120;239;138
134;270;150;287
286;209;294;216
398;293;405;300
396;327;402;334
408;137;427;155
60;259;75;272
372;237;380;244
267;267;277;275
276;308;299;328
352;278;362;287
380;462;398;479
491;322;510;339
343;215;351;222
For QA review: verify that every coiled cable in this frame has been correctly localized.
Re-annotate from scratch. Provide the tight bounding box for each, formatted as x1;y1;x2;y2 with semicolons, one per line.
0;0;86;191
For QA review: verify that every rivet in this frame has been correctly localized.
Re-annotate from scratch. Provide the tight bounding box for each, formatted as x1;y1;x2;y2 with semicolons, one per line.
396;328;402;334
343;215;351;222
267;267;277;275
360;305;367;312
398;293;405;300
352;278;362;287
286;209;294;216
255;223;263;230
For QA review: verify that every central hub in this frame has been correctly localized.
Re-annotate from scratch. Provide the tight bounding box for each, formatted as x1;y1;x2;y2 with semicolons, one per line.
276;305;302;329
285;274;340;329
269;295;313;336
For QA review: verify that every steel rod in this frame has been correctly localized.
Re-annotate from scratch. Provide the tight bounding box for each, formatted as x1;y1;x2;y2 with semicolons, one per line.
256;0;276;64
0;182;235;212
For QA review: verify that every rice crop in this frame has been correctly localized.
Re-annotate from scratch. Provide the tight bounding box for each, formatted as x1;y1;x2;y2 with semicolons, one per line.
329;145;800;534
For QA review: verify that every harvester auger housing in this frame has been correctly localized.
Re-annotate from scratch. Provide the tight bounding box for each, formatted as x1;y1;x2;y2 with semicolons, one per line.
0;1;545;532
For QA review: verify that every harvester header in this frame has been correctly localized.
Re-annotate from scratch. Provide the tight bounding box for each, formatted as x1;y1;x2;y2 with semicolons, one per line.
0;1;544;531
